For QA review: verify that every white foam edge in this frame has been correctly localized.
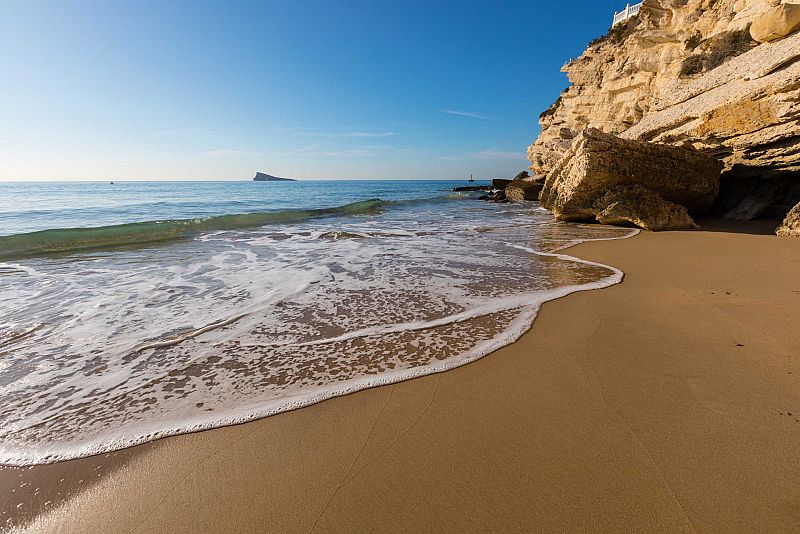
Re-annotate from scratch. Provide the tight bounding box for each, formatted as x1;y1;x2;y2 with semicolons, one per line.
0;228;639;467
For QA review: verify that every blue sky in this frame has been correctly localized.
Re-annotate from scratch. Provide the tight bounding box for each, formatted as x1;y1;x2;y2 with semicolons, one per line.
0;0;622;181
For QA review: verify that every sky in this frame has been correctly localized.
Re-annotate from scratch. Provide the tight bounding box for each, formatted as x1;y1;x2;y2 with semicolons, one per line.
0;0;623;181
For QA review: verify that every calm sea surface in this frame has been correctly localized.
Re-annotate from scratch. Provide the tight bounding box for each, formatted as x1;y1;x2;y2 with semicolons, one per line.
0;180;633;465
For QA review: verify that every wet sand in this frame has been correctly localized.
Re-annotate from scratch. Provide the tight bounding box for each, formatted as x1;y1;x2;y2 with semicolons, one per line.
5;221;800;532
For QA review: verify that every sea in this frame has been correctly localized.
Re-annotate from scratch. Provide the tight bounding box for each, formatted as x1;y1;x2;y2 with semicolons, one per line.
0;180;635;466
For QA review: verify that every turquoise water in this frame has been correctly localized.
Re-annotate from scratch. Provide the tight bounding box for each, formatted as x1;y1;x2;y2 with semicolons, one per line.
0;180;480;258
0;180;473;236
0;180;634;465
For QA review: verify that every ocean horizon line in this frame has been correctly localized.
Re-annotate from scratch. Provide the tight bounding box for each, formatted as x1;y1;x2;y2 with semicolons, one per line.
0;177;497;184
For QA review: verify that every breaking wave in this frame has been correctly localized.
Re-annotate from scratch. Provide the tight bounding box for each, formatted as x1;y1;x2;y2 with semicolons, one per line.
0;196;463;260
0;186;637;467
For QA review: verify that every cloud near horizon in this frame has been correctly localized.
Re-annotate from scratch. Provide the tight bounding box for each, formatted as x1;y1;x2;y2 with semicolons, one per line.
317;145;390;157
474;148;523;160
440;148;524;161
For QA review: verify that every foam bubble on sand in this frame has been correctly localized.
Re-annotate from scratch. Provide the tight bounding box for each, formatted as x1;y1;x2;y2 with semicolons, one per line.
0;202;636;466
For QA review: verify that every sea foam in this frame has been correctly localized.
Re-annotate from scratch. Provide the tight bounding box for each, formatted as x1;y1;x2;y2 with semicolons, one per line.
0;196;636;466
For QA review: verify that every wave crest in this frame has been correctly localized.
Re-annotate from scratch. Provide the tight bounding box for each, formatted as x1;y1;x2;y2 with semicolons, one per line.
0;198;398;259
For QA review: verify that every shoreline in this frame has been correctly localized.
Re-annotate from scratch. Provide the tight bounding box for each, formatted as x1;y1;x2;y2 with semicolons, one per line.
0;217;634;469
5;220;800;532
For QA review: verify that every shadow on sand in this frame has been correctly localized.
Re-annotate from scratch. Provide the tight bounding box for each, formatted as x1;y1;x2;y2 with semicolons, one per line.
695;217;783;236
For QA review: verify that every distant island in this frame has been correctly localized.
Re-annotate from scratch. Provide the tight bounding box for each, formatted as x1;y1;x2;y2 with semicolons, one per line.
253;172;296;182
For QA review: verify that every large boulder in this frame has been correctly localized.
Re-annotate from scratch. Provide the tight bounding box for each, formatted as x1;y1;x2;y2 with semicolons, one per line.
539;129;723;221
505;178;544;202
750;3;800;43
594;185;699;231
776;201;800;236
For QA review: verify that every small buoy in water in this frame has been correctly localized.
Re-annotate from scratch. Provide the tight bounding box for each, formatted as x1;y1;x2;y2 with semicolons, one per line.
109;181;114;185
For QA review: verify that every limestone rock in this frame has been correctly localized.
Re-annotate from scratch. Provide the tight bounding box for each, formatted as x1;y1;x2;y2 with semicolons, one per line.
594;185;699;231
776;201;800;235
539;129;722;221
750;3;800;42
505;178;544;202
528;0;800;199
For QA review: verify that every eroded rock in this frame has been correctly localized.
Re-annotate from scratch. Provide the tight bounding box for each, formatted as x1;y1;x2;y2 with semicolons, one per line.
776;201;800;236
594;185;699;231
505;178;544;202
528;0;800;194
750;3;800;42
539;129;722;221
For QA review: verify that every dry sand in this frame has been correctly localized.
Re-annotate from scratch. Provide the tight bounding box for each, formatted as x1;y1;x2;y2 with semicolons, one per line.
4;221;800;533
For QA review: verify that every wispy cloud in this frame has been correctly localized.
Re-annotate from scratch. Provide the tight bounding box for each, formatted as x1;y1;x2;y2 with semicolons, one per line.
439;148;524;161
205;149;259;158
282;144;320;156
291;131;395;138
273;144;390;158
473;148;523;160
155;127;215;137
442;109;489;120
317;145;390;157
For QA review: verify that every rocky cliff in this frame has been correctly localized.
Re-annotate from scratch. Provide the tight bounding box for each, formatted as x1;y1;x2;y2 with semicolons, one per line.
539;128;722;223
528;0;800;233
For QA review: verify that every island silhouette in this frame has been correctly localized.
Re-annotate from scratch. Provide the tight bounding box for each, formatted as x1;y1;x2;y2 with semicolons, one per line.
253;172;296;182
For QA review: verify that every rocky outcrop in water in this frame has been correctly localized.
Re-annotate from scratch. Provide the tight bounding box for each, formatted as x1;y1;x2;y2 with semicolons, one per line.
453;185;492;192
538;129;721;227
502;171;546;202
253;172;296;182
529;0;800;234
505;176;545;202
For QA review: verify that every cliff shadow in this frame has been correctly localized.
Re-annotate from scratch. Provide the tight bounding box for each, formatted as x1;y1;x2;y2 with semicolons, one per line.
695;217;782;236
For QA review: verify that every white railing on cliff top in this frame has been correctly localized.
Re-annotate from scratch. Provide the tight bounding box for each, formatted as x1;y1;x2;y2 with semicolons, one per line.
612;2;642;26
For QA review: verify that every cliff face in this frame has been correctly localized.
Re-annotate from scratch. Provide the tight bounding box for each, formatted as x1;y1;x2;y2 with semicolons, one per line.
528;0;800;220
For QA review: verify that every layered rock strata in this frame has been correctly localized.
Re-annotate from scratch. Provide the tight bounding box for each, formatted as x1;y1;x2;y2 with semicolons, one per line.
594;185;700;230
539;128;722;225
528;0;800;233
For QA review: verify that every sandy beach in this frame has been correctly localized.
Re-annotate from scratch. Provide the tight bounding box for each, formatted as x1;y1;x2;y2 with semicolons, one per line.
5;221;800;533
3;0;799;531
